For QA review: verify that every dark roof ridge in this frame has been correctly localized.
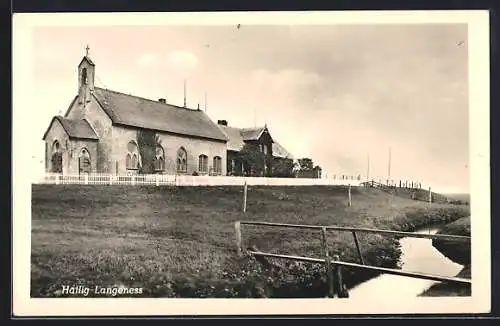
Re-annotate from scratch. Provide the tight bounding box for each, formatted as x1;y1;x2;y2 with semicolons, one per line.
239;126;266;131
94;87;201;112
219;125;266;131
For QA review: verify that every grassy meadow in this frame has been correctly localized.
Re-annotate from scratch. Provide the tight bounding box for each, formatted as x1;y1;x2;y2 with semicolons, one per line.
31;184;470;298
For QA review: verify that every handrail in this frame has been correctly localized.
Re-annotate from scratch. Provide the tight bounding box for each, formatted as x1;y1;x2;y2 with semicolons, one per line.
239;221;471;243
248;251;472;285
235;220;471;298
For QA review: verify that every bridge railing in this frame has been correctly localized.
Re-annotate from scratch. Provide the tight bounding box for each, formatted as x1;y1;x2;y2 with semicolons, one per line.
234;220;471;298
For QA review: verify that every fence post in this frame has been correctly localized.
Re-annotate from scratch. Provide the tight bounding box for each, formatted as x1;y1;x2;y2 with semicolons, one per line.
55;174;60;185
132;175;136;186
347;184;352;207
243;181;248;213
155;174;160;187
320;227;334;298
84;174;89;185
333;254;348;298
352;231;365;265
109;174;113;185
429;187;432;204
235;221;243;257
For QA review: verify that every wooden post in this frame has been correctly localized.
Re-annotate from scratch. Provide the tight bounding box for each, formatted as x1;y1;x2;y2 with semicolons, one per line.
155;174;160;186
109;174;113;185
347;184;352;207
352;231;364;265
55;174;60;185
235;221;243;257
333;254;347;298
243;182;248;213
84;174;89;185
429;187;432;204
321;227;334;298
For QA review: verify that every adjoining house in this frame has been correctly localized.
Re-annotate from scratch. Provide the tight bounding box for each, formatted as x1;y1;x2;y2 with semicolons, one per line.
216;120;294;176
42;51;293;177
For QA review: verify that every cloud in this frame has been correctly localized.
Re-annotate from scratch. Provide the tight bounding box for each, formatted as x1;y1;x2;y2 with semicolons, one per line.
137;52;161;69
167;50;198;72
137;50;198;78
251;68;322;107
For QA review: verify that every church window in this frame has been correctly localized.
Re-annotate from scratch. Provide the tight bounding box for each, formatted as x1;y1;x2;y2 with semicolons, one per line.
79;148;91;174
126;140;139;170
81;68;88;85
177;147;187;173
213;156;222;175
198;154;208;173
126;154;131;169
154;144;165;171
51;140;63;173
263;144;268;154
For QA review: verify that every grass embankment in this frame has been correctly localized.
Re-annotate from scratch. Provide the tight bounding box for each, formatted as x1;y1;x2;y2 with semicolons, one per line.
31;185;470;298
420;216;471;297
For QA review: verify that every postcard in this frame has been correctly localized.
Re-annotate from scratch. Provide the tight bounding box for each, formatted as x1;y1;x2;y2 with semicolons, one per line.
12;10;490;316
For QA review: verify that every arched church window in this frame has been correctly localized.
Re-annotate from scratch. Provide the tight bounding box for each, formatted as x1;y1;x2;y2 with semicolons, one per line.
81;68;88;85
177;147;187;173
154;144;165;171
126;154;131;169
198;154;208;173
51;140;63;173
131;154;138;169
79;148;91;174
213;156;222;175
52;140;60;154
126;140;139;170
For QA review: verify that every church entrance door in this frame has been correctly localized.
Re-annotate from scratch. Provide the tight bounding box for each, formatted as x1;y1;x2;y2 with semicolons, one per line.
78;148;92;175
51;153;62;173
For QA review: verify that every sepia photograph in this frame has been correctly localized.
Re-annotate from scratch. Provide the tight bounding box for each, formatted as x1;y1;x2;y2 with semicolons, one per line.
12;10;490;316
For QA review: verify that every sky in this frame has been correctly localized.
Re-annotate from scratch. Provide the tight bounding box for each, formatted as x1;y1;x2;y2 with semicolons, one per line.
22;22;470;193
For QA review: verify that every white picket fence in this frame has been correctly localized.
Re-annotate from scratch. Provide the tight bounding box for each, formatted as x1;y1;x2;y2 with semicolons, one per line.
34;173;364;187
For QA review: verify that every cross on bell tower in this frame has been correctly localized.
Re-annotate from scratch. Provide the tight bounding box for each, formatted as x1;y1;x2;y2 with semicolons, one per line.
78;44;95;104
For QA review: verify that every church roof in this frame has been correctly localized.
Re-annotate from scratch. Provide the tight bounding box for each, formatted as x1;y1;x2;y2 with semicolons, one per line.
218;124;293;158
43;116;99;140
78;55;95;66
92;87;228;142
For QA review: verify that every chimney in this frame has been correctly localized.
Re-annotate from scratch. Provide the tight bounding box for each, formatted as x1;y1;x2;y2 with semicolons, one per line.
158;98;166;104
217;120;228;126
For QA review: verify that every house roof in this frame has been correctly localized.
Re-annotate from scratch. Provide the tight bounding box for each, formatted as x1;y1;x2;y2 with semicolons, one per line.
92;87;228;142
218;124;293;159
218;125;247;151
240;127;267;141
43;116;99;140
272;141;294;159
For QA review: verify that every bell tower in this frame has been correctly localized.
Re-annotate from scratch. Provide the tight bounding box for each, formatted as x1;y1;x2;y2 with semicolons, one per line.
77;45;95;104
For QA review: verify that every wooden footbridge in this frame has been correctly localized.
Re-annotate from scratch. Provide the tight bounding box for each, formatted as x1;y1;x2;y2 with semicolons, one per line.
234;221;471;298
